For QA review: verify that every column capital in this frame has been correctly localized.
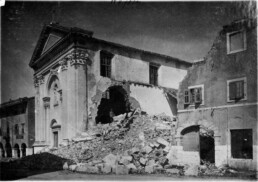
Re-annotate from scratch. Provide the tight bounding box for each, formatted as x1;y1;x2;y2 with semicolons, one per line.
34;74;44;87
66;49;90;67
59;58;68;71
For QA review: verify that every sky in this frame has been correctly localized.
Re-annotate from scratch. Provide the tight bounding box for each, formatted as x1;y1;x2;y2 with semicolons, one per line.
0;1;255;103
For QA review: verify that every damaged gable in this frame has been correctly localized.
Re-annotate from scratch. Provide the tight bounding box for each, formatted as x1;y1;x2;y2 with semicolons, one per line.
29;23;70;68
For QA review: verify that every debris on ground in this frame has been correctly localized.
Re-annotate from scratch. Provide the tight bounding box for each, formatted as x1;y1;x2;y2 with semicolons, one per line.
45;111;184;175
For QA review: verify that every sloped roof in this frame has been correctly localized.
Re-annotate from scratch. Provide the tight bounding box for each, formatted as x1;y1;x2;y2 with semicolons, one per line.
29;23;191;72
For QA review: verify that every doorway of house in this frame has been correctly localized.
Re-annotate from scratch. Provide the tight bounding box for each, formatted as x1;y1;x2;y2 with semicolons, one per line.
199;127;215;164
53;132;58;147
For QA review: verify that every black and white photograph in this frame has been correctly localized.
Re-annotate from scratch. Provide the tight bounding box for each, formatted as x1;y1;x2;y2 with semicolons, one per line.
0;0;257;180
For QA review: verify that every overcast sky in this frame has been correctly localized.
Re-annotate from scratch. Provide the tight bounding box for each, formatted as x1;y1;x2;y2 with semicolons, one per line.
0;1;252;103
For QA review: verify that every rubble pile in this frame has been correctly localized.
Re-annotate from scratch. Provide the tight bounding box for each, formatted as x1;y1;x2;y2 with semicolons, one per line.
47;111;184;175
199;161;239;176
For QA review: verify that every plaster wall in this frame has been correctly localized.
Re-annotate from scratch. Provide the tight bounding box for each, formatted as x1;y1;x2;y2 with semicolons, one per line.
130;85;173;116
175;20;257;170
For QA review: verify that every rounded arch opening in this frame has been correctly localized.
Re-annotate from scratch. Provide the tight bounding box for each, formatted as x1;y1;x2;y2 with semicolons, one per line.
96;85;129;124
181;125;215;164
5;143;12;158
21;143;27;157
14;143;20;158
0;142;5;158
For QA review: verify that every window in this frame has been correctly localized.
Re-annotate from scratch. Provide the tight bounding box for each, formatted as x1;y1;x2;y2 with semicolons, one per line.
227;77;247;102
231;129;252;159
227;30;246;54
21;124;25;135
184;85;204;105
149;64;159;86
15;124;19;135
100;51;112;78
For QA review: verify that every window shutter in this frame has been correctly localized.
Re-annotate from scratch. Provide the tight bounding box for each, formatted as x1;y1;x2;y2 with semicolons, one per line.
229;82;236;100
195;88;202;103
184;90;190;104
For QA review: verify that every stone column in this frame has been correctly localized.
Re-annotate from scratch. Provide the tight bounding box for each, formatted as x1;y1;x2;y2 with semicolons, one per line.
34;77;40;143
66;49;89;138
43;97;50;144
38;75;45;142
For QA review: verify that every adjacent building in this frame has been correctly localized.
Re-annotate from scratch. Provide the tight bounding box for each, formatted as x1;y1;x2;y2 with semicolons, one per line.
170;18;257;171
29;23;191;153
0;97;35;158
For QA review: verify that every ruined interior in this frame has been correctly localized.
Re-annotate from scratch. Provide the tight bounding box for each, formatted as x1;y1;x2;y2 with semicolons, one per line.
96;86;129;124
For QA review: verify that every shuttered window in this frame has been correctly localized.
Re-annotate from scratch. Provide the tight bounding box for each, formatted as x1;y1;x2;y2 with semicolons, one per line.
149;64;159;86
227;30;246;54
100;51;112;78
228;78;246;102
184;87;203;105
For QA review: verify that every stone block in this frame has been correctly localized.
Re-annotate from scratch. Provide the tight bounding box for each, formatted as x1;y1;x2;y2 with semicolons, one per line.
145;165;154;174
139;158;147;165
166;168;180;174
76;164;99;174
156;137;169;147
144;145;153;154
69;164;77;171
103;153;117;168
131;147;140;153
101;164;112;174
184;164;199;176
115;165;129;175
126;163;137;170
147;159;156;166
119;156;133;165
63;162;68;170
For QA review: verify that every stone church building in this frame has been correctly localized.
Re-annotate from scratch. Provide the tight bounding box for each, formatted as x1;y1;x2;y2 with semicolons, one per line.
29;23;191;152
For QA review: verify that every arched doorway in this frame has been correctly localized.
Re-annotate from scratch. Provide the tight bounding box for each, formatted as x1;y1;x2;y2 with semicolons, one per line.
0;143;5;158
96;86;129;124
50;119;60;148
21;143;27;157
14;144;20;158
181;125;215;164
5;143;12;158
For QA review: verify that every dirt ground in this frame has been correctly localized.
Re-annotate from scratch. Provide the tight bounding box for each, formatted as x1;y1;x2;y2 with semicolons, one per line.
18;170;256;181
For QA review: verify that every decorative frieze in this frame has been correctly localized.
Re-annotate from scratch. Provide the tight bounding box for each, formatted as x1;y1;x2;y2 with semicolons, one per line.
65;49;90;67
43;97;50;108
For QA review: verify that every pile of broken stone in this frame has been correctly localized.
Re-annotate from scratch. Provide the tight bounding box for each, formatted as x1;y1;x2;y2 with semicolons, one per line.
48;111;185;175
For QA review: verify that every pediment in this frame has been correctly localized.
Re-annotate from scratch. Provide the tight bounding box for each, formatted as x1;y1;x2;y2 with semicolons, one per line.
41;34;61;54
29;23;70;68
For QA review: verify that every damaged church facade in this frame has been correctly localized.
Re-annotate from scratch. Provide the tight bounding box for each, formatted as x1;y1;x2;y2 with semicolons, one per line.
29;23;191;153
172;19;257;171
